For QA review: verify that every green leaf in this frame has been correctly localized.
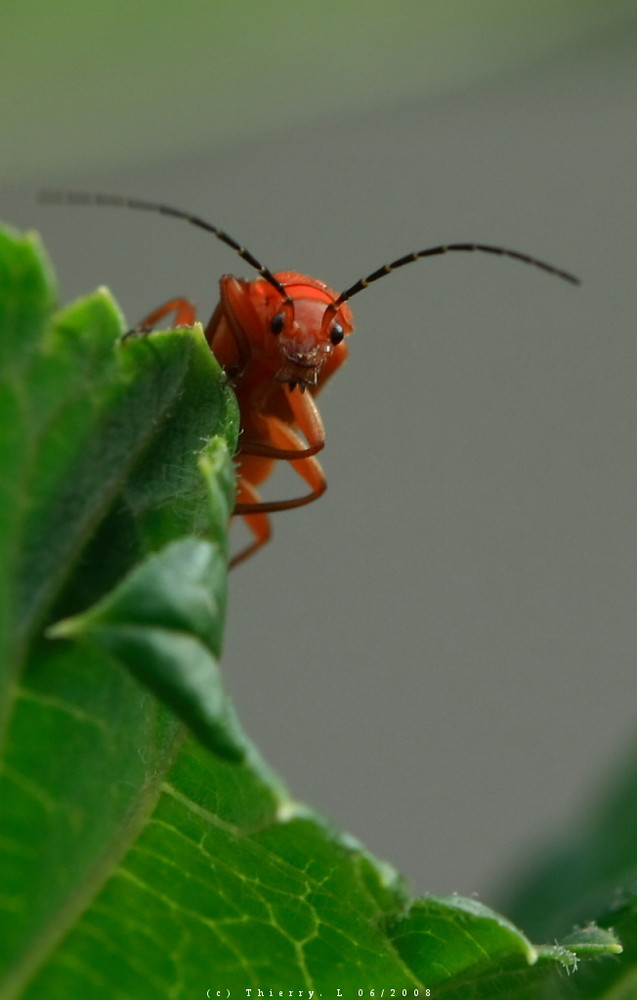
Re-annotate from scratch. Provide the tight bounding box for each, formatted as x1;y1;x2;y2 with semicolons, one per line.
3;730;623;997
0;224;625;996
0;222;240;993
0;223;237;667
50;532;245;762
506;742;637;999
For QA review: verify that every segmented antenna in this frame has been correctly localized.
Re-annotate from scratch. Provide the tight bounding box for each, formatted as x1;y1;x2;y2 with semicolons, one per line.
333;242;580;311
38;189;292;304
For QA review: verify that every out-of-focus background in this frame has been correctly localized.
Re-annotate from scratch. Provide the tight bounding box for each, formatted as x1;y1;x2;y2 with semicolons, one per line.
3;1;636;903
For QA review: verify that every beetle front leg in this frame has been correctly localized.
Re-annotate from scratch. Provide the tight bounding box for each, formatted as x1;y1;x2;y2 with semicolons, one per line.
234;417;327;516
239;388;326;460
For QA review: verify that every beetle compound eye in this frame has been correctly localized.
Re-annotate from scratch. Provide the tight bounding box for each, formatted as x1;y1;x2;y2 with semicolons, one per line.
330;322;344;346
270;313;285;335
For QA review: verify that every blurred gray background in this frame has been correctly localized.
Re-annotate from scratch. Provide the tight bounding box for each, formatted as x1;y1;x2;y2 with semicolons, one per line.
2;2;636;905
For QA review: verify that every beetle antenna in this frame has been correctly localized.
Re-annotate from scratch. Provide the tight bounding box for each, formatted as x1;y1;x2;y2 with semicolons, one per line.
332;242;580;312
38;189;292;304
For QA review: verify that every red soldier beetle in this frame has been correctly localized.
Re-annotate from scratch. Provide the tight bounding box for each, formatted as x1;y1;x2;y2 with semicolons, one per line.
40;191;580;567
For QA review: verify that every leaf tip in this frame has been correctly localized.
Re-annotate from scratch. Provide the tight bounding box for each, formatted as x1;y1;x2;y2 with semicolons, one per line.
46;614;86;641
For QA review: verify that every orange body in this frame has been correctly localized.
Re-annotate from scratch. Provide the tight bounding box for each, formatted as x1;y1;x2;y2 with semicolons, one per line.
142;271;354;566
